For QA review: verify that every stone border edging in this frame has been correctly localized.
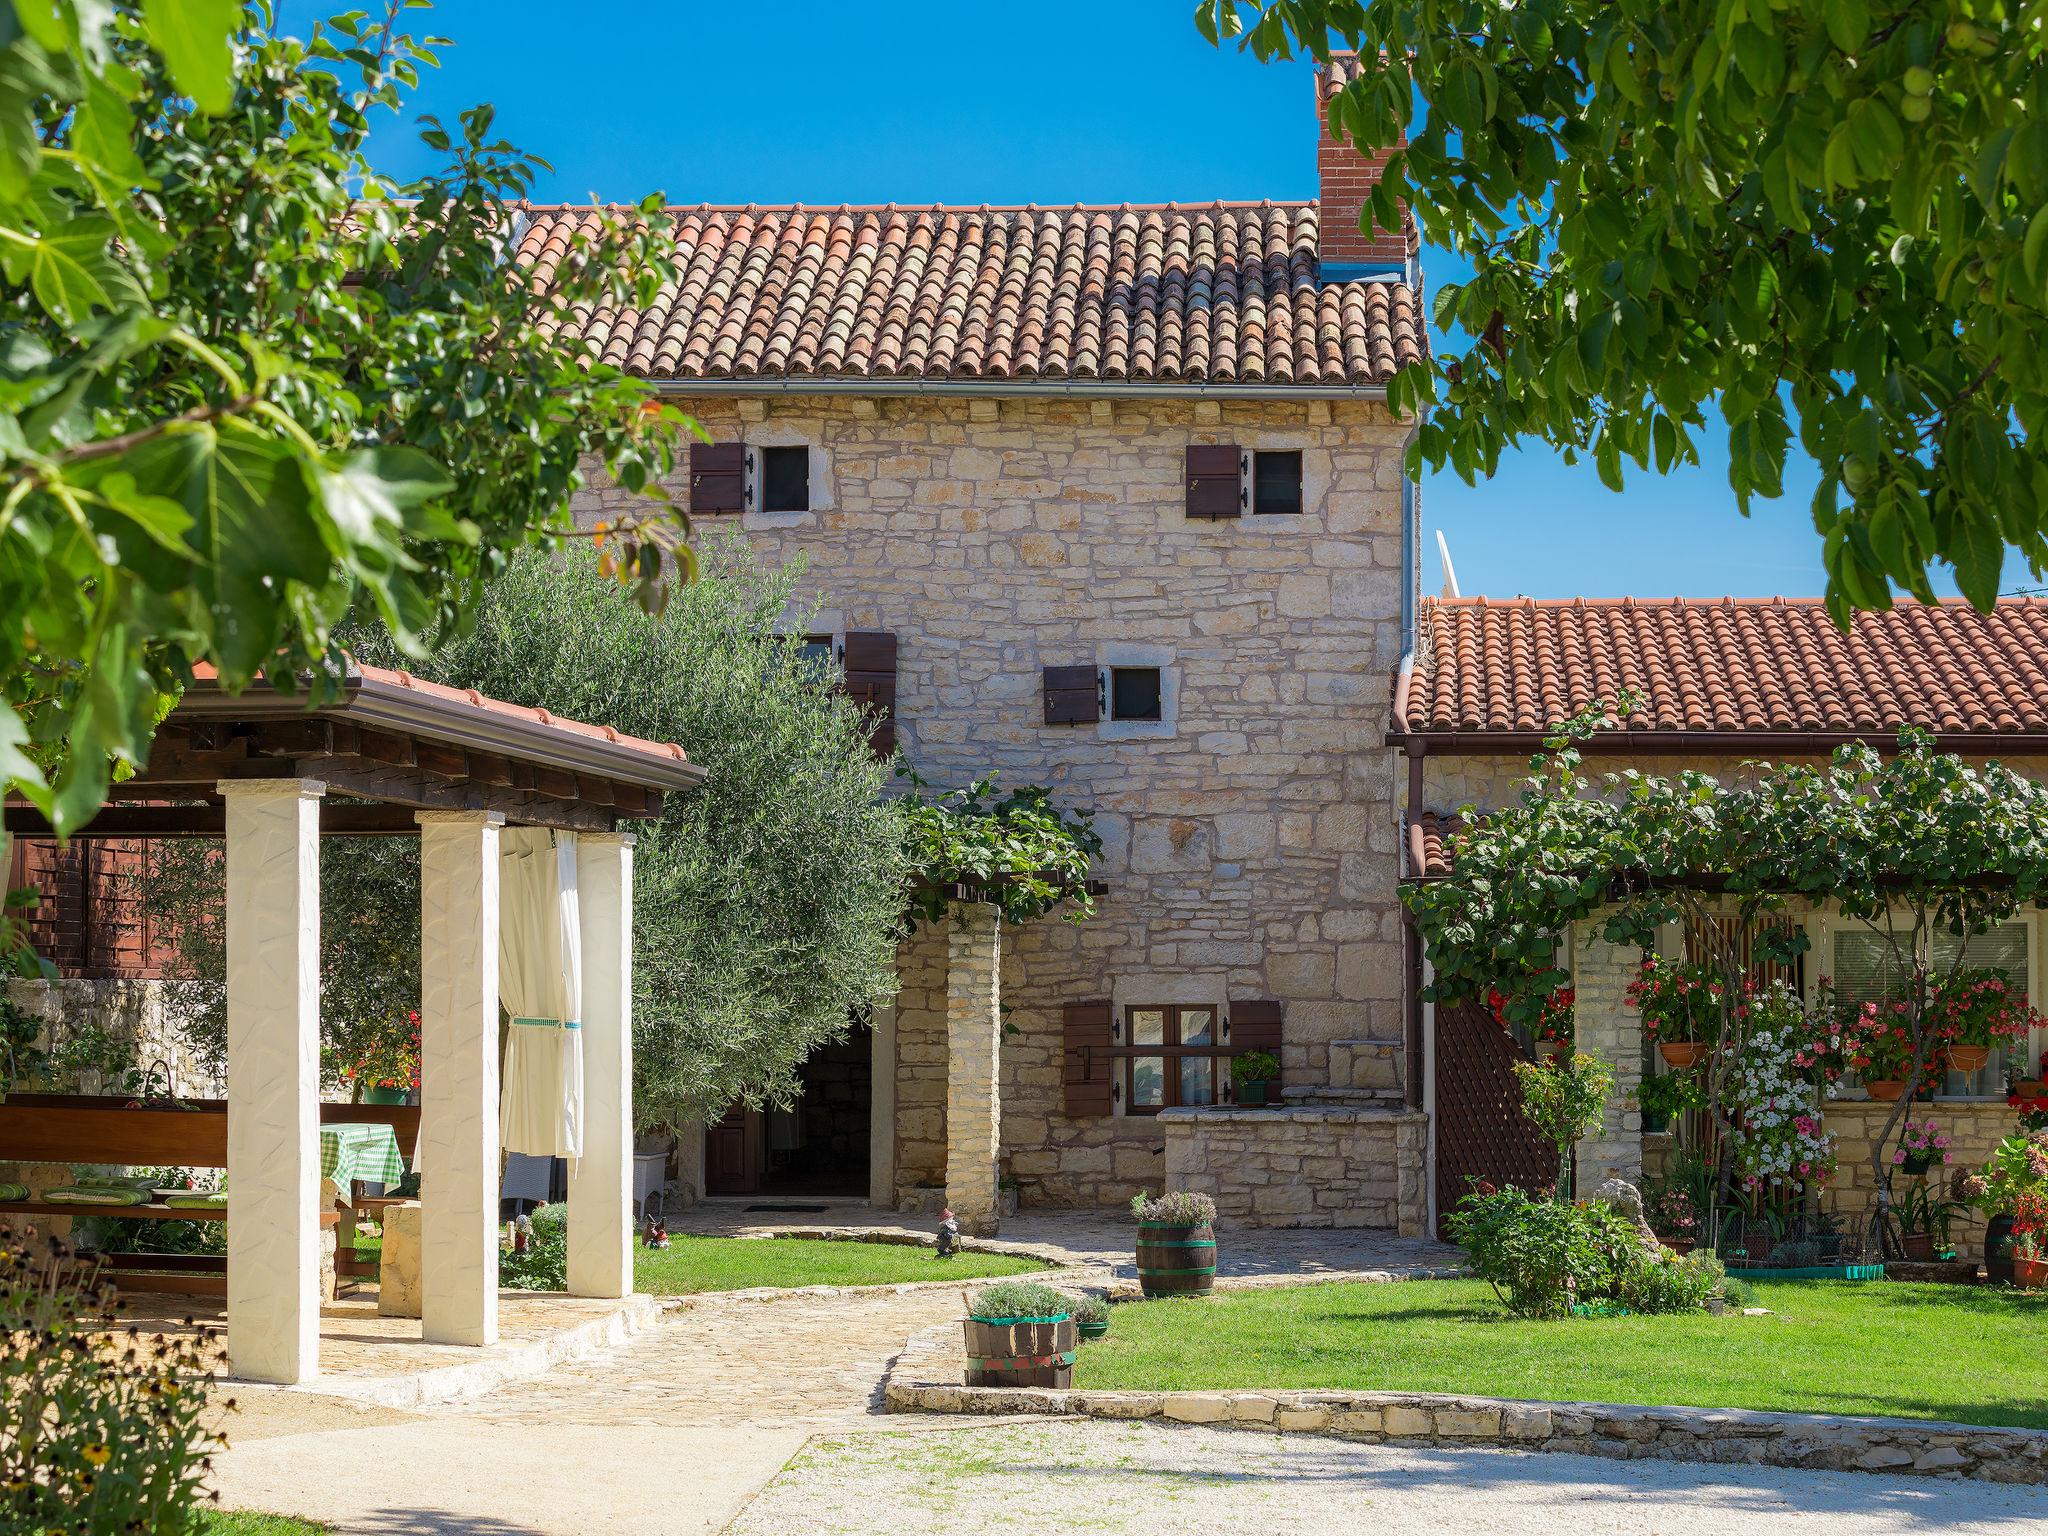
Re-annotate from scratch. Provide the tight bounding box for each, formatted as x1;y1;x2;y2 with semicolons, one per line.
883;1324;2048;1485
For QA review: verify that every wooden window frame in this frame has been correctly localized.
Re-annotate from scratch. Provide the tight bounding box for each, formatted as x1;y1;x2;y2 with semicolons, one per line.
1107;665;1163;723
1116;1003;1236;1114
1250;449;1304;515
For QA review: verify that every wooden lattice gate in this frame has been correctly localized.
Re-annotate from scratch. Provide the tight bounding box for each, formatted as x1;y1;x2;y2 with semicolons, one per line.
1432;997;1560;1237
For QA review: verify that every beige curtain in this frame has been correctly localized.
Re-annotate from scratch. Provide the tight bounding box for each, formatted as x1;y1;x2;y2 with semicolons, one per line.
499;828;584;1159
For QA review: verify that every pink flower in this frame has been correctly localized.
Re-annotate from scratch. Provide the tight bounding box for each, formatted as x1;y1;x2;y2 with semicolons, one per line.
1892;1150;1907;1164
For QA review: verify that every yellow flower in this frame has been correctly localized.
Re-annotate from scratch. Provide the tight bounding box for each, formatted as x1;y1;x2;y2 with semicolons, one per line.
80;1442;110;1467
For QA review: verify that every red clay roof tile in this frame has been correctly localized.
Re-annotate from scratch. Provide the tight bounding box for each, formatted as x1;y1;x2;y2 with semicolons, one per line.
515;202;1422;388
1401;596;2048;739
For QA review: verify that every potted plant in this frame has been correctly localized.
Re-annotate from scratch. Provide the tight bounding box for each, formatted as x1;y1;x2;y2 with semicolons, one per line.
1625;956;1721;1068
1959;1129;2048;1284
1230;1051;1279;1108
2012;1049;2048;1100
1646;1183;1699;1253
1931;969;2041;1076
962;1281;1076;1387
1070;1292;1110;1341
1892;1177;1966;1263
1841;996;1937;1100
1891;1118;1952;1177
1131;1190;1217;1297
1634;1069;1704;1136
2011;1195;2048;1290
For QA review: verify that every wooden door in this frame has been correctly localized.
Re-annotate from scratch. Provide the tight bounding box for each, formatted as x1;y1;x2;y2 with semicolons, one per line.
703;1105;763;1195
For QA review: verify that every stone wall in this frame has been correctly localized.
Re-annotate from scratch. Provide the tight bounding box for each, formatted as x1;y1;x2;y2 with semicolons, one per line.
1827;1100;2014;1259
577;392;1415;1216
1570;918;1645;1194
1162;1106;1427;1234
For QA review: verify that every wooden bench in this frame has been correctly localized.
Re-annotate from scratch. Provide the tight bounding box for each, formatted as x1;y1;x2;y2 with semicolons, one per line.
0;1093;419;1296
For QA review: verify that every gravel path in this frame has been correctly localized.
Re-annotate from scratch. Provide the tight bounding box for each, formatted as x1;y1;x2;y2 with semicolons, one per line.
727;1418;2048;1536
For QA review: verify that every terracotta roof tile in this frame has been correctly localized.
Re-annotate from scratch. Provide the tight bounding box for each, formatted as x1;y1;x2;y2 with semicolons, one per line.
1401;597;2048;739
516;202;1422;387
1409;810;1464;876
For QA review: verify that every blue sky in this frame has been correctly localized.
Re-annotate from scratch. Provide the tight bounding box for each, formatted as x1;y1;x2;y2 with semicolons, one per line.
332;0;1995;601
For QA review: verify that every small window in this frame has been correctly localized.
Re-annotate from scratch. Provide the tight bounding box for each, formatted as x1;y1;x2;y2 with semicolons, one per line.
760;446;810;513
1830;919;2032;1096
1109;667;1162;723
1119;1004;1227;1113
1252;450;1303;515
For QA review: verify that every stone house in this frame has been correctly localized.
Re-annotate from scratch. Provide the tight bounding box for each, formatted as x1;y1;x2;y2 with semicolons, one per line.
549;57;1434;1235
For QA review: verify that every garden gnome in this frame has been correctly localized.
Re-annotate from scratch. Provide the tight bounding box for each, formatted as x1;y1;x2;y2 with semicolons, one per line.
642;1213;669;1249
936;1207;961;1259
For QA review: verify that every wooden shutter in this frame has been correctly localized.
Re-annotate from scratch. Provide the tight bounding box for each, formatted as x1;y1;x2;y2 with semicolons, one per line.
1185;444;1243;519
1042;665;1100;725
841;630;897;757
689;442;746;513
1229;999;1283;1053
1062;1000;1114;1116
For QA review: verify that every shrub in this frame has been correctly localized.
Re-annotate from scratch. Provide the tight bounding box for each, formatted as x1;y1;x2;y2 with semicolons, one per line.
0;1229;224;1533
1231;1051;1279;1086
1068;1293;1109;1326
966;1281;1072;1321
1447;1186;1631;1319
1511;1051;1613;1193
1720;1272;1761;1309
1615;1248;1725;1315
1130;1191;1217;1225
500;1205;567;1292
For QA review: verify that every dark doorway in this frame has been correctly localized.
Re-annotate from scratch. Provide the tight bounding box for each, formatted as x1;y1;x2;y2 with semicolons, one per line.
703;1020;872;1197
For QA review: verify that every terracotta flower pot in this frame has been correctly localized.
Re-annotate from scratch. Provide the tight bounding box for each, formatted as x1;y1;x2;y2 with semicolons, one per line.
2014;1257;2048;1291
1864;1079;1906;1101
1898;1231;1936;1262
1947;1045;1991;1074
1658;1041;1703;1069
2018;1079;2048;1097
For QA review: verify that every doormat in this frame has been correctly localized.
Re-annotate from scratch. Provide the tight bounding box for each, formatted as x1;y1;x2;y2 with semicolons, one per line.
742;1203;832;1213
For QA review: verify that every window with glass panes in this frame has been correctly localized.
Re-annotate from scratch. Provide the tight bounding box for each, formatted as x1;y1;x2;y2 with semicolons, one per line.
1829;919;2031;1096
1121;1004;1231;1112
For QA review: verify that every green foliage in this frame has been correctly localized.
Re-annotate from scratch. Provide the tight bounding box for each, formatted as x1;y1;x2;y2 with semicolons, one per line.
1634;1068;1706;1128
1446;1185;1638;1317
1202;1;2048;613
499;1204;566;1292
900;772;1101;928
0;2;693;848
966;1279;1074;1320
1131;1189;1218;1225
0;1230;222;1532
1068;1292;1110;1326
1231;1049;1279;1086
1512;1049;1613;1191
1617;1248;1728;1315
144;541;907;1127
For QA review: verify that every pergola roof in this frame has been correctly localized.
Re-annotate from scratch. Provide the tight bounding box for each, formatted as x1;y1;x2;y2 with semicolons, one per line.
6;660;703;838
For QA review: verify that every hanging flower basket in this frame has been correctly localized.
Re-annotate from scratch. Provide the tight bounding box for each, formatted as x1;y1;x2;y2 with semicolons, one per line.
1865;1079;1906;1101
2014;1257;2048;1290
1947;1045;1991;1074
1658;1041;1704;1069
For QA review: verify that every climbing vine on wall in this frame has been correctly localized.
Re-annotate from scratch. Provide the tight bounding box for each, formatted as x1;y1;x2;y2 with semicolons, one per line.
899;771;1102;929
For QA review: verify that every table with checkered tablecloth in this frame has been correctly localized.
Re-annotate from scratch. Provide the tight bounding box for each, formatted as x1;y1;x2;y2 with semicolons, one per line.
320;1122;407;1188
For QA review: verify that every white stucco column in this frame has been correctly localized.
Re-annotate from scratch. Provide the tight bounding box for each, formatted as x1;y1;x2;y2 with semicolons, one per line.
418;810;503;1346
868;1000;898;1209
220;777;324;1385
1571;914;1645;1195
944;904;1002;1234
568;831;634;1298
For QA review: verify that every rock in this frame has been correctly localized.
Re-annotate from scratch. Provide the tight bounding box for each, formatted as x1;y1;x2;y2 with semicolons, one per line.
1503;1406;1553;1440
1433;1407;1503;1438
1593;1178;1661;1247
376;1200;423;1318
1163;1393;1233;1425
1857;1446;1915;1470
1275;1406;1332;1432
1915;1446;1969;1471
1382;1405;1434;1438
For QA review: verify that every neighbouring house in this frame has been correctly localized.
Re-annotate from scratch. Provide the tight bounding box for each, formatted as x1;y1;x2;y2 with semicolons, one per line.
1398;595;2048;1253
16;60;2048;1248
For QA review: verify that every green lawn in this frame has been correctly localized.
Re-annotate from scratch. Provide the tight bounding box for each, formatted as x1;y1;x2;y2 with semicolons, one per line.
633;1235;1043;1294
203;1514;326;1535
1075;1279;2048;1430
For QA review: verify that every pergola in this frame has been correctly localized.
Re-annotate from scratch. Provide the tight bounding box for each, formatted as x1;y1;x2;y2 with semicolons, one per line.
5;660;703;1384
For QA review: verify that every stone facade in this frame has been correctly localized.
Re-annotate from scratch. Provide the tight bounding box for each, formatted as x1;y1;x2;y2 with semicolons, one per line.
575;391;1418;1223
944;905;1003;1233
1570;919;1646;1193
1163;1105;1427;1234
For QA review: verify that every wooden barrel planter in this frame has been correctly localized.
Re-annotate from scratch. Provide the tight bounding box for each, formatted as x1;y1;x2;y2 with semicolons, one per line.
962;1315;1076;1388
1136;1220;1217;1297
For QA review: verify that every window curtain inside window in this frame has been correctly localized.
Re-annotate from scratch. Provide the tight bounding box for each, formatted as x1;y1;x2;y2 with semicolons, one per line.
499;828;584;1160
1830;920;2029;1096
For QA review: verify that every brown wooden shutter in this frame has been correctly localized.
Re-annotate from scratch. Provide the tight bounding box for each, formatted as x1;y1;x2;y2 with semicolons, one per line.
689;442;746;513
841;630;897;757
1229;999;1283;1053
1185;444;1244;519
1062;999;1114;1117
1042;665;1100;725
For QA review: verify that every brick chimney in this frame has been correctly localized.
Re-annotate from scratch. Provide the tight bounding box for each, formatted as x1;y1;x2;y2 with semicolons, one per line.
1317;53;1413;278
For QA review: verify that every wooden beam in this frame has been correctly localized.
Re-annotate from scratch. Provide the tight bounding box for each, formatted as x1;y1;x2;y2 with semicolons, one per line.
3;803;423;839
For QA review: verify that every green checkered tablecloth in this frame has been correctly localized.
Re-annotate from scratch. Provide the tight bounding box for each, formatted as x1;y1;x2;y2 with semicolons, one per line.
320;1122;407;1187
